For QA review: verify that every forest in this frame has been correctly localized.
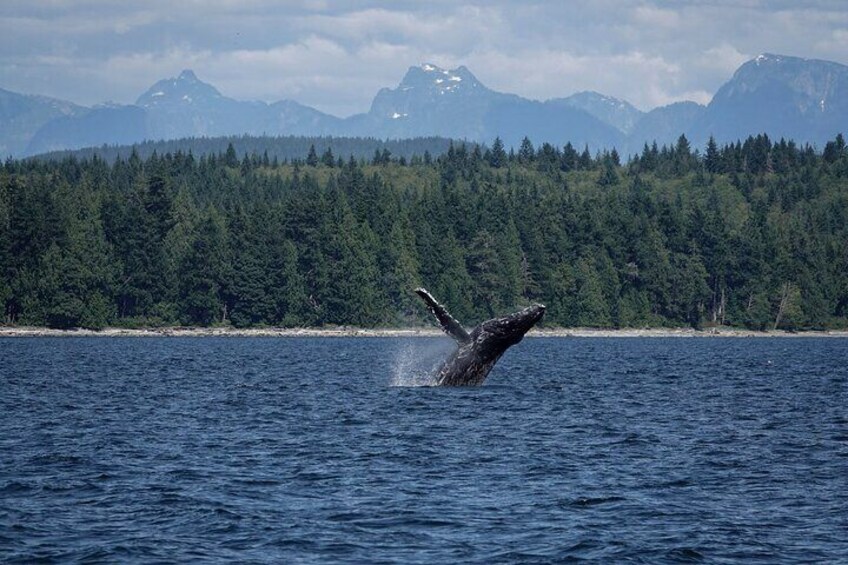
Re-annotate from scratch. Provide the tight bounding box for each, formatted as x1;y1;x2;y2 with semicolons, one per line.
1;133;847;330
33;135;456;164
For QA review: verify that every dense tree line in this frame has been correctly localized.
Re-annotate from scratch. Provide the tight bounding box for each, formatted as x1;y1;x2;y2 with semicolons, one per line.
32;135;456;165
2;133;847;330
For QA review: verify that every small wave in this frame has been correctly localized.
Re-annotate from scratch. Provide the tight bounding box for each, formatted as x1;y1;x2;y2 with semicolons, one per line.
564;539;603;553
27;454;90;467
351;516;459;529
232;478;281;487
0;481;33;494
611;433;659;446
41;480;102;494
570;495;626;507
667;547;706;562
643;478;692;489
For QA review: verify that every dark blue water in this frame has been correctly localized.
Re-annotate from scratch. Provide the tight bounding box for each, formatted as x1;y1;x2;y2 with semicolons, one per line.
1;337;847;563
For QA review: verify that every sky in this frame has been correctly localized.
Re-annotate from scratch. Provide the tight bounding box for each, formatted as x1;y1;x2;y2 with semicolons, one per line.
2;1;848;116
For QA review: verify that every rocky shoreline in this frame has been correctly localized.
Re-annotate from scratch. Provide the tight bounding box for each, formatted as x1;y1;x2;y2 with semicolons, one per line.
1;326;846;338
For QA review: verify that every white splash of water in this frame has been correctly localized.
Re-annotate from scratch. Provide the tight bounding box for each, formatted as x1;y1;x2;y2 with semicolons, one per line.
390;339;453;387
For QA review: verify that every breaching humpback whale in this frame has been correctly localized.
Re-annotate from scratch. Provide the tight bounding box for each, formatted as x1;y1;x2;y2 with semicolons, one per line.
415;288;546;386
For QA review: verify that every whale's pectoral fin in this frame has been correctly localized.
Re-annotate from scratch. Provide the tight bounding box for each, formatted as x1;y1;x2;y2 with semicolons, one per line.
414;288;472;344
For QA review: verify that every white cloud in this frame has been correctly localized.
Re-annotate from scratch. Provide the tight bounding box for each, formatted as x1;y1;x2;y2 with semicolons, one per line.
1;1;847;114
465;49;685;110
699;44;751;74
632;5;682;28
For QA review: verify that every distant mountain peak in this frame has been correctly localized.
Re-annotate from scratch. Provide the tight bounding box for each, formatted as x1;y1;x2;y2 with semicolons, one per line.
754;53;786;65
178;69;198;81
749;53;827;67
744;53;843;71
399;63;483;93
690;52;848;148
730;52;848;88
366;63;491;122
557;91;643;134
136;70;222;107
569;91;633;109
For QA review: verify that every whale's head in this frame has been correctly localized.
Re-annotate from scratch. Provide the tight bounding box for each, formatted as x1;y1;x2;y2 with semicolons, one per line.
476;303;546;348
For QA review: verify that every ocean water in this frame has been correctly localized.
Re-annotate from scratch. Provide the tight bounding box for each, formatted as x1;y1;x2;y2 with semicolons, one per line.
1;336;846;563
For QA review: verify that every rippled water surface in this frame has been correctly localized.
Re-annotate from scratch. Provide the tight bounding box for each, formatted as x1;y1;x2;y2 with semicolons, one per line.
2;337;847;563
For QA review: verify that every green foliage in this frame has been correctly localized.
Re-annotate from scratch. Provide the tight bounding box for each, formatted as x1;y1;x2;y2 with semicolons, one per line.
467;230;501;317
489;137;507;168
2;133;848;330
306;144;319;167
0;176;12;322
178;209;231;325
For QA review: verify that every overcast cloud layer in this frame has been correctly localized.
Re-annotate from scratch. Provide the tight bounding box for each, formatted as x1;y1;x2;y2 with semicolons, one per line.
2;1;848;115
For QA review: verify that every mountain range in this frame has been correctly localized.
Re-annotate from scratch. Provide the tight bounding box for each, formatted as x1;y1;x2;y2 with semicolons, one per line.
3;53;848;158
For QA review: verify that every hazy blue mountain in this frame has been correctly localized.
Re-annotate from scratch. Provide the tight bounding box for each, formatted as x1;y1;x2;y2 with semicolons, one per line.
26;104;148;156
26;70;341;155
0;88;84;157
487;97;625;150
348;63;623;149
136;69;264;138
688;53;848;147
9;54;848;157
627;101;706;153
345;64;499;140
555;91;644;134
267;100;343;136
136;69;341;138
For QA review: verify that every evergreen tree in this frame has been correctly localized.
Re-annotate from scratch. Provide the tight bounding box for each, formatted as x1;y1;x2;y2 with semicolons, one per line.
674;134;694;174
269;238;309;326
495;219;524;308
561;143;578;172
320;189;383;325
39;179;116;328
227;206;274;327
705;136;720;173
489;137;507;168
597;156;619;186
306;144;319;166
466;230;501;318
178;209;232;325
224;143;239;168
573;257;611;326
518;137;535;164
578;146;592;169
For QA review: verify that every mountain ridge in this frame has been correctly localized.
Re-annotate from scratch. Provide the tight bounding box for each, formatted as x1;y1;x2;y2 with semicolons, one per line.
4;53;848;158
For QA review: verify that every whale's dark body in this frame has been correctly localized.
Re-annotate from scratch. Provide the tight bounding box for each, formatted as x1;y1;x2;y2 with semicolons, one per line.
415;288;546;386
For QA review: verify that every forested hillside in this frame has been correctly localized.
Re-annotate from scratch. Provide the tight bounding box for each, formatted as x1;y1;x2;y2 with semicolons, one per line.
2;134;847;330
